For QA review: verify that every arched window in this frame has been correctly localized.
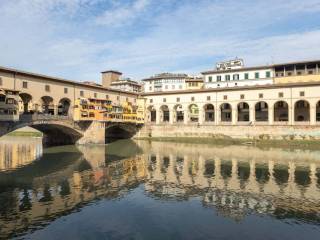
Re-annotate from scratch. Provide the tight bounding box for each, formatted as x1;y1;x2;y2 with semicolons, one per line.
237;102;249;121
255;101;268;121
274;101;288;121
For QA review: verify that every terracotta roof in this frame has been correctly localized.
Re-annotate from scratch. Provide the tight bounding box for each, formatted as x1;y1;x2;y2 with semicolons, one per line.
101;70;122;75
0;65;137;96
110;79;142;86
141;81;320;96
202;59;320;75
142;73;190;81
201;65;272;75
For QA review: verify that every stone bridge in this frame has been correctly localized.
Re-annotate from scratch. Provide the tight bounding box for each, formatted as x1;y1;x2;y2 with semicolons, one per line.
0;114;142;146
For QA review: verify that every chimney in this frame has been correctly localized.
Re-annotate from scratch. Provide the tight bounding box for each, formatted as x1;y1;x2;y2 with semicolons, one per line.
101;70;122;88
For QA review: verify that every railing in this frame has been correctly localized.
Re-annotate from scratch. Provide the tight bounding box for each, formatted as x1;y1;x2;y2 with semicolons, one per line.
19;114;72;122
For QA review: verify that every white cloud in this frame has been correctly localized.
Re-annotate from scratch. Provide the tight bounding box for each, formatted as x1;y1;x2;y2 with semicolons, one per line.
94;0;151;26
0;0;320;81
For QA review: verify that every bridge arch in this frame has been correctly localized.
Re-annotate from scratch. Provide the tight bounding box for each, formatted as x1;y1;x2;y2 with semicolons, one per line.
105;123;140;143
0;120;83;146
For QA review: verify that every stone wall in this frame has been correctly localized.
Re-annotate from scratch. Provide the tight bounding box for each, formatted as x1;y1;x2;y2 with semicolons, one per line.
135;124;320;140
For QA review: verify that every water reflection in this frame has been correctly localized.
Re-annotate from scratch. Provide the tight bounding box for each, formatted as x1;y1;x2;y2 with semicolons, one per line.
0;138;320;239
0;136;42;171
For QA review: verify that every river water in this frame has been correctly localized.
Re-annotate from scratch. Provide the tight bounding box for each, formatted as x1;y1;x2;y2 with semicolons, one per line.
0;136;320;240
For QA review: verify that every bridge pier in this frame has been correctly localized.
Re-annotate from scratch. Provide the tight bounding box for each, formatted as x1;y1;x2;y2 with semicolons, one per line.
77;121;106;145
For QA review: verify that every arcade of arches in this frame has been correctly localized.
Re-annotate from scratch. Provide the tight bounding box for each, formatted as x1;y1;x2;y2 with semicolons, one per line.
18;94;72;116
147;99;320;125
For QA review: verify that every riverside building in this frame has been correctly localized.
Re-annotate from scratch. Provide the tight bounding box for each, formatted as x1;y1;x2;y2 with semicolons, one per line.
110;78;142;93
143;73;202;93
202;59;274;89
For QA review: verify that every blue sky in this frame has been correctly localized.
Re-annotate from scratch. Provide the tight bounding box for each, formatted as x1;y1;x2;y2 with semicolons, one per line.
0;0;320;82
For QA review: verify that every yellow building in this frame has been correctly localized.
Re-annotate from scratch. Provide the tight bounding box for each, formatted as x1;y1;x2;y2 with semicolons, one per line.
274;60;320;84
185;77;204;90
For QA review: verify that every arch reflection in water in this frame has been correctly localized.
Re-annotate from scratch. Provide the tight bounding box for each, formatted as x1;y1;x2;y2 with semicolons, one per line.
0;140;320;239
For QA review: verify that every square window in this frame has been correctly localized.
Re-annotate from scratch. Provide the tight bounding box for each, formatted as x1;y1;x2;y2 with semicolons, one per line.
191;97;195;101
225;75;230;81
64;88;68;94
223;95;227;100
94;93;97;98
45;85;50;92
80;91;84;97
279;92;284;98
244;73;249;79
297;71;302;75
177;97;180;102
300;91;305;97
288;72;292;76
233;74;239;80
207;96;211;101
308;70;313;75
106;95;109;99
266;71;271;78
149;86;152;91
150;99;153;103
259;93;263;98
255;72;260;79
240;94;245;99
208;76;213;82
163;98;166;102
217;76;222;82
22;81;28;88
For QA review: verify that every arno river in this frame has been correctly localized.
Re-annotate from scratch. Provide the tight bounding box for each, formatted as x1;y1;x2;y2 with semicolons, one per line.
0;137;320;239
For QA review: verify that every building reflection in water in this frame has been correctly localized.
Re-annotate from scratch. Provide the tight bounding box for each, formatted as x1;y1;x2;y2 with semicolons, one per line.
0;139;320;238
0;136;42;171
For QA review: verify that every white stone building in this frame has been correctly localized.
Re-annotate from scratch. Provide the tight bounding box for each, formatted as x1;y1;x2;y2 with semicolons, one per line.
202;59;274;89
110;79;142;93
142;73;193;93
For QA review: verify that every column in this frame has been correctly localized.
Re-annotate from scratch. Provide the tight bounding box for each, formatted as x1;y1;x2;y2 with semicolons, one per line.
156;109;160;125
268;105;274;125
310;103;316;125
54;105;58;115
288;102;294;125
215;106;220;125
232;106;237;125
249;104;255;124
184;110;188;124
169;109;174;124
198;107;204;124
